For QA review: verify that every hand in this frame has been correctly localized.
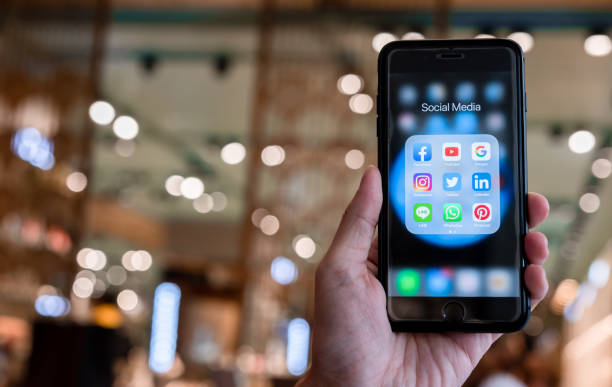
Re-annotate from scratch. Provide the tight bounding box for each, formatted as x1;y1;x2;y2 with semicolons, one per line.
297;166;549;387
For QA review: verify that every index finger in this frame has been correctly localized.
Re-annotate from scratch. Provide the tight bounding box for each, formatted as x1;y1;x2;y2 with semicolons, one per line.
528;192;549;229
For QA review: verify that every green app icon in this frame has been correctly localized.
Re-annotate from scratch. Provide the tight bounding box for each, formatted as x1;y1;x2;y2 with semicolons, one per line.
413;203;432;222
396;269;421;296
443;203;462;222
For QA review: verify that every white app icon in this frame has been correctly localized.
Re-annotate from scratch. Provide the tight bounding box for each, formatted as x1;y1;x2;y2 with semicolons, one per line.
486;269;512;296
446;177;458;187
455;269;481;296
472;142;491;161
442;143;461;161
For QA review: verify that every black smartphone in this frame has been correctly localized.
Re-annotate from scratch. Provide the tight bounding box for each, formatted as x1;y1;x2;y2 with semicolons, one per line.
377;39;528;332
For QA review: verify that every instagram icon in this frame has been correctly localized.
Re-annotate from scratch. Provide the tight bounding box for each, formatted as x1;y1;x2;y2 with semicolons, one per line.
413;173;432;191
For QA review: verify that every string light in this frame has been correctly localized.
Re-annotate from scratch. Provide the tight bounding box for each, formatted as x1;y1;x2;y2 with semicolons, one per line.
402;32;425;40
372;32;397;52
584;34;612;57
117;289;139;311
113;115;139;140
261;145;285;166
568;130;595;154
88;101;115;125
579;193;600;213
220;142;246;165
345;149;365;169
180;177;205;200
507;31;534;53
336;74;363;95
165;175;184;197
66;171;88;193
349;94;373;114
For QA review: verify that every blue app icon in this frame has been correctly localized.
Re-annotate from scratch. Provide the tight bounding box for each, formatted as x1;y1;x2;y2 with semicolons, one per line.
425;268;453;296
443;173;461;191
472;172;492;191
413;143;432;162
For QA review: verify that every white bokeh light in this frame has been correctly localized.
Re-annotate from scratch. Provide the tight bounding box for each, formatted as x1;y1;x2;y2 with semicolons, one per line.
402;32;425;40
372;32;397;52
131;250;153;271
579;193;600;213
66;171;88;193
72;277;94;298
349;94;373;114
221;142;246;165
117;289;139;311
180;177;205;199
568;130;596;154
507;31;534;53
260;215;280;236
592;158;612;179
193;193;214;213
88;101;115;125
211;192;228;212
293;235;316;259
336;74;363;95
261;145;285;166
113;115;139;140
165;175;184;197
584;34;612;57
475;33;496;39
106;265;128;286
345;149;365;170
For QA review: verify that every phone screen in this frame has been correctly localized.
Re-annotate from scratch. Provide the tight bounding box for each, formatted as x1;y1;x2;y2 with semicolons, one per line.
383;43;526;324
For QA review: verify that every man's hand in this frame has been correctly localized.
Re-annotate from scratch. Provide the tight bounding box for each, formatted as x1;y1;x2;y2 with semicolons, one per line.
298;166;549;387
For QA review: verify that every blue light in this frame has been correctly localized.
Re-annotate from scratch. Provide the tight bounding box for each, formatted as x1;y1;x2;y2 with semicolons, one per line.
270;257;297;285
424;114;450;133
286;318;310;376
149;282;181;374
11;127;55;170
455;82;475;103
398;84;418;105
426;82;446;103
454;111;478;133
484;82;504;103
34;295;70;317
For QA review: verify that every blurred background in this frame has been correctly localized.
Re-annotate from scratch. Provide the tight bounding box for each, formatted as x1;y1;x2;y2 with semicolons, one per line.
0;0;611;386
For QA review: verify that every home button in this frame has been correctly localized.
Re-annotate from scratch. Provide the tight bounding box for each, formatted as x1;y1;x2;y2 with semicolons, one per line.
442;302;465;322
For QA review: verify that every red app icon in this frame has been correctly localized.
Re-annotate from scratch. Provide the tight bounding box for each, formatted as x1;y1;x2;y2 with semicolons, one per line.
442;143;461;161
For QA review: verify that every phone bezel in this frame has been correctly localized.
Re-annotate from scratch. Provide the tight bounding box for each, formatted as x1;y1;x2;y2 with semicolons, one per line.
377;39;529;332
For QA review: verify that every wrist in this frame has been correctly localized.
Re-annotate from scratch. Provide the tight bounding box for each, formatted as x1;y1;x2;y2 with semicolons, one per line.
295;370;319;387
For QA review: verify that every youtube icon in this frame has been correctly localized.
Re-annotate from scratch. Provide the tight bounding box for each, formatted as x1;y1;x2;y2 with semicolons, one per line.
442;142;461;161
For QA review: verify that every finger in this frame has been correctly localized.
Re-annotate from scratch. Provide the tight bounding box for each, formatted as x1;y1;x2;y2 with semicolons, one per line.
525;264;549;307
528;192;549;229
326;166;382;266
524;232;549;265
367;236;379;266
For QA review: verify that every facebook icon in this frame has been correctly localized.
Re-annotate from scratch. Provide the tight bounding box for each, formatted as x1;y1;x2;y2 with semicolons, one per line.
413;143;432;162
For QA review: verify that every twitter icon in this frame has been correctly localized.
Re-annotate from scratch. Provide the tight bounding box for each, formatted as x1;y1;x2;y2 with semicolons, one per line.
443;173;461;191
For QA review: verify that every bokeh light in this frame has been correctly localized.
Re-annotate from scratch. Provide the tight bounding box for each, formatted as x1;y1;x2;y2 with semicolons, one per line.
88;101;115;125
106;265;128;286
402;32;425;40
221;142;246;165
72;277;95;299
112;115;139;140
588;259;610;288
260;215;280;236
551;279;579;315
371;32;397;52
345;149;365;170
584;34;612;57
165;175;184;197
193;193;214;213
180;177;205;200
66;171;88;193
117;289;139;311
270;257;298;285
591;158;611;178
568;130;595;154
293;235;316;259
348;93;373;114
261;145;285;166
336;74;363;95
508;31;534;53
211;192;228;212
579;193;600;213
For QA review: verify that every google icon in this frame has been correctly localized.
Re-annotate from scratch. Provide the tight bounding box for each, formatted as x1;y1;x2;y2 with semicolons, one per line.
472;142;491;161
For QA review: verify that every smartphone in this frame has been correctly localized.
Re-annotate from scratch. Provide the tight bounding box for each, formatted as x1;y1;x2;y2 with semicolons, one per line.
377;39;528;332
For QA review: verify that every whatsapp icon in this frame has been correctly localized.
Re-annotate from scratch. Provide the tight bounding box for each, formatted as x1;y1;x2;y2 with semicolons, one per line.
443;203;462;222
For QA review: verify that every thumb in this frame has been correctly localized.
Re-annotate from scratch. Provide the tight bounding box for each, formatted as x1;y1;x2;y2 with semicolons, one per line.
326;166;382;267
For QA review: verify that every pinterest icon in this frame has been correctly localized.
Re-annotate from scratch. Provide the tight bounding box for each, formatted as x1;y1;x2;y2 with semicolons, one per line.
472;203;492;222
